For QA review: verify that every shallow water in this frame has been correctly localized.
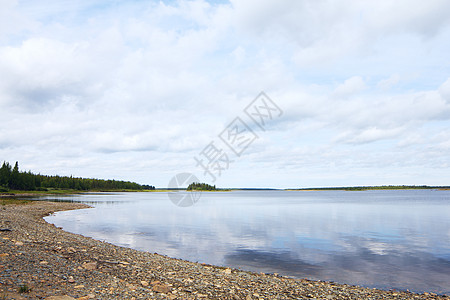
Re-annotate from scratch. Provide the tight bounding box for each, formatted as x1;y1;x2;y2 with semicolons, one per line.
42;190;450;294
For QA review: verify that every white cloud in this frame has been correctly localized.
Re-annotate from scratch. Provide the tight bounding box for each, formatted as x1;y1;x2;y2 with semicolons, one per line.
363;0;450;37
439;78;450;103
0;0;450;187
377;74;401;90
332;76;367;98
335;126;405;145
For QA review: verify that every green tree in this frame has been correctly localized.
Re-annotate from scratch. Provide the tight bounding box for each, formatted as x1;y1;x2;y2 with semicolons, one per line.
9;161;21;190
0;160;155;192
0;161;12;189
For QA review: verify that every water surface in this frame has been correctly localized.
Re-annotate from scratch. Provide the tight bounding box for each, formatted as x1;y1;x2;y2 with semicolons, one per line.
42;190;450;294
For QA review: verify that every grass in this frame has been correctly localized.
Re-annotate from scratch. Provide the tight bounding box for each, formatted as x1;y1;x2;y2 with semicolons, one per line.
18;284;30;293
1;188;150;197
4;188;164;194
3;188;82;195
0;198;31;205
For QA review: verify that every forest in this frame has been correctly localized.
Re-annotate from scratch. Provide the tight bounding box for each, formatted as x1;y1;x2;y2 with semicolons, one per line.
0;161;155;192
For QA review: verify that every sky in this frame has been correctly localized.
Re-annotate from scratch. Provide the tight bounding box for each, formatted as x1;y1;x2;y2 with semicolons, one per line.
1;0;450;188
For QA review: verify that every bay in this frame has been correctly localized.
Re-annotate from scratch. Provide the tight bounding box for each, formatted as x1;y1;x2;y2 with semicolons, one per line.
42;189;450;294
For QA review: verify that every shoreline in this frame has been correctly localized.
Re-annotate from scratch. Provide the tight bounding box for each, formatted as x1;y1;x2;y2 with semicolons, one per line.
0;201;448;299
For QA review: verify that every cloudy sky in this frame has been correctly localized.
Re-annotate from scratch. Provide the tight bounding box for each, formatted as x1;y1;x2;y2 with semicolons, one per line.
1;0;450;188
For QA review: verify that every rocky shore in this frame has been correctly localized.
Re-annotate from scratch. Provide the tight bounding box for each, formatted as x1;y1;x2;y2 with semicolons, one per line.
0;201;448;300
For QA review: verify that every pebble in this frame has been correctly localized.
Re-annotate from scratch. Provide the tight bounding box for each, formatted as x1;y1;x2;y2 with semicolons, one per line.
140;280;149;287
153;284;171;293
82;262;97;270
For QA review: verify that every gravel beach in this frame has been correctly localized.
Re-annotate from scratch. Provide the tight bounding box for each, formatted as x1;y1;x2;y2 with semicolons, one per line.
0;201;448;300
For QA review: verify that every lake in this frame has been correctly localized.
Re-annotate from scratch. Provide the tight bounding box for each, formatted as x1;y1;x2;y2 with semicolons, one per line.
42;190;450;294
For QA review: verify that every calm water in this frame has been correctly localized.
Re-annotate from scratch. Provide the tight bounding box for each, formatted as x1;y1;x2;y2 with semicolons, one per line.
42;190;450;294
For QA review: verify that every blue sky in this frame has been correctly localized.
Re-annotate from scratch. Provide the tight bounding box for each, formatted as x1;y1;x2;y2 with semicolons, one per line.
1;0;450;188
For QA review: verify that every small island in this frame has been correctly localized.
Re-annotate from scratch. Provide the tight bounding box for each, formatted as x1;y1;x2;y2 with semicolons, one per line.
187;182;216;191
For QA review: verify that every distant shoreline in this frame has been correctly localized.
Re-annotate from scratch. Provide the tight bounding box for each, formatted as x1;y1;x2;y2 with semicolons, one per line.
287;185;450;191
2;185;449;198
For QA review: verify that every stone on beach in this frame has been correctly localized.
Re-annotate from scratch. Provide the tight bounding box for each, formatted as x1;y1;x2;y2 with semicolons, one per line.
152;283;171;293
82;262;97;270
140;280;149;287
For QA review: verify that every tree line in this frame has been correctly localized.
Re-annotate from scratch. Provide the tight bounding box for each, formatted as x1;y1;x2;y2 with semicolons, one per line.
0;161;155;192
296;185;446;191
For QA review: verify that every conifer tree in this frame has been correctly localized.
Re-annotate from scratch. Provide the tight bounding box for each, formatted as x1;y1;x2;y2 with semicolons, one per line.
0;161;12;188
